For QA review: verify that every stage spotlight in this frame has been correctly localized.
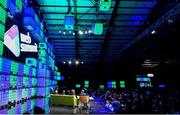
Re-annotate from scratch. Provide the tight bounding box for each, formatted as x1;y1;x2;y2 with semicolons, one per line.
75;61;79;65
151;30;156;34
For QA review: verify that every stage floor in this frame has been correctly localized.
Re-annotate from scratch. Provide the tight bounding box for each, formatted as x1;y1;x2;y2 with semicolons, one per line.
50;97;114;114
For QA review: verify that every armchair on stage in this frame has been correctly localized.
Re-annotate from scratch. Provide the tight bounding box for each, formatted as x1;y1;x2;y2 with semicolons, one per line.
50;94;78;107
50;94;91;109
78;96;90;110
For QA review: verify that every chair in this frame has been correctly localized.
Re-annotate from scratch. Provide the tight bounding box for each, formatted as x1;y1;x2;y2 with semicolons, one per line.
79;96;89;104
78;96;90;110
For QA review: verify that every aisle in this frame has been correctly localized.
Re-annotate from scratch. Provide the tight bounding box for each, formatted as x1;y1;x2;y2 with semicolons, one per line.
89;97;114;114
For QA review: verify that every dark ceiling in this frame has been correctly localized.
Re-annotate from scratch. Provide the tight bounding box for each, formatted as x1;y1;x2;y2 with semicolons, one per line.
34;0;180;80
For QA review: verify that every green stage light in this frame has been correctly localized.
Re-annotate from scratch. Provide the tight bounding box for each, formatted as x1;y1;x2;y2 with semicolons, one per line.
120;85;125;88
112;81;116;85
75;84;81;88
84;80;89;84
92;23;103;35
112;85;116;89
99;0;111;11
84;84;89;88
120;81;125;85
100;85;105;89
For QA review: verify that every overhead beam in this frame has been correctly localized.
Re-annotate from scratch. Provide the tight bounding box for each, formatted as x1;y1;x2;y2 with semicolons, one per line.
43;12;150;15
74;0;80;59
39;5;154;9
100;0;120;60
45;18;146;21
119;3;180;57
47;24;143;27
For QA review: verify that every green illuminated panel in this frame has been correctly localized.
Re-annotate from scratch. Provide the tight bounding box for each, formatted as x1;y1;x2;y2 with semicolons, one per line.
0;0;8;8
25;58;37;67
23;77;28;87
84;84;89;88
93;23;103;35
39;0;67;6
120;81;125;85
35;14;39;23
10;75;17;88
31;88;36;96
0;23;5;41
38;57;46;64
119;1;156;8
112;85;116;89
23;65;29;76
120;84;125;88
8;107;15;114
40;22;44;30
112;81;116;85
31;99;36;110
84;80;89;84
16;0;22;11
47;20;64;24
44;14;65;20
57;76;61;80
100;85;104;89
39;42;47;50
72;0;93;6
38;49;47;57
9;90;16;102
57;72;61;76
32;78;37;86
75;84;81;88
0;6;6;24
99;0;111;11
21;103;27;113
11;61;19;74
0;40;4;56
32;68;37;77
22;88;28;98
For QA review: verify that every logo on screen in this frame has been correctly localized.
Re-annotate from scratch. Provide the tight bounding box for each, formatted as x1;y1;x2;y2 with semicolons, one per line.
4;25;38;57
4;25;20;57
20;33;38;52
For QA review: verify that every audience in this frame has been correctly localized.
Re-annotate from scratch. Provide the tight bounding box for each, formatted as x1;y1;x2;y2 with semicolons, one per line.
96;88;180;114
51;86;180;114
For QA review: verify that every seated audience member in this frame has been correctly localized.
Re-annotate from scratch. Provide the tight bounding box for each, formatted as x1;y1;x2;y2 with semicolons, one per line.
62;90;66;95
80;89;87;96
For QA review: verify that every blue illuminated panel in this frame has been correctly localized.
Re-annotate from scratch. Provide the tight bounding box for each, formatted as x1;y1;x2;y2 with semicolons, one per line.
136;77;150;81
